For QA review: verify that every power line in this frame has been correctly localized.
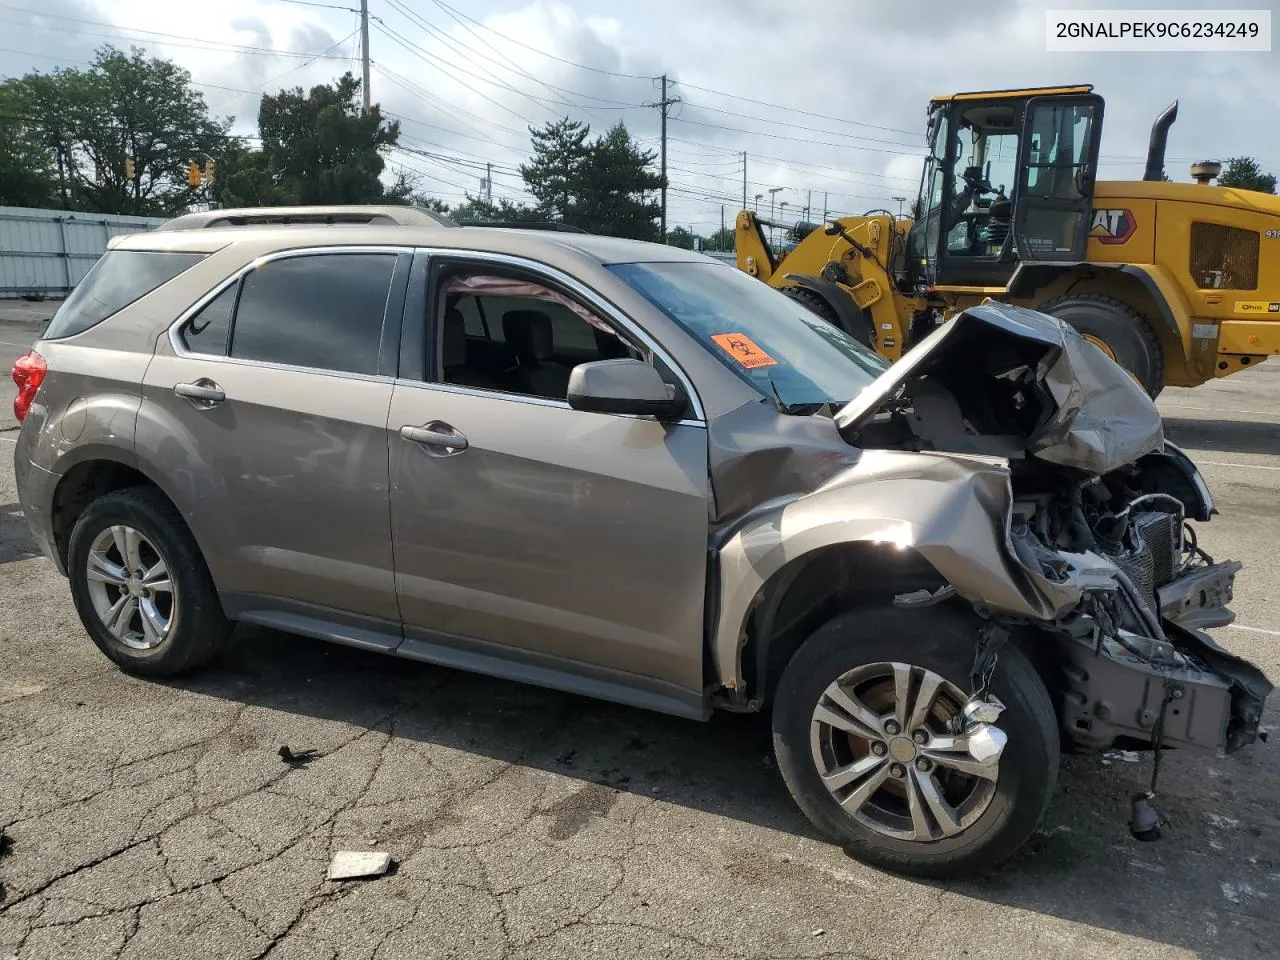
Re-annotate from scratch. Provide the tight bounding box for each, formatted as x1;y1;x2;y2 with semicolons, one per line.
0;5;357;60
423;0;657;80
370;20;545;129
272;0;358;10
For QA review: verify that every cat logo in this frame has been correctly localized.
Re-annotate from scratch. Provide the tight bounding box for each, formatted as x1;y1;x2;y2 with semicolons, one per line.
1089;208;1136;245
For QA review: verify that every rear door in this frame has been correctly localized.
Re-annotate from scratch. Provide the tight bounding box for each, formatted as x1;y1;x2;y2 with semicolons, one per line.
386;252;711;711
1013;94;1105;262
139;247;411;633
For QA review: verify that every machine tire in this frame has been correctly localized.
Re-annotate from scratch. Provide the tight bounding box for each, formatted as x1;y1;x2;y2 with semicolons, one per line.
67;486;231;678
1035;294;1164;397
782;285;874;348
771;605;1059;879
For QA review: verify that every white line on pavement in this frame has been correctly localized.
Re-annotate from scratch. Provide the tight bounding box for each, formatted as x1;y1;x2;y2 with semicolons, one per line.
1230;623;1280;638
1194;459;1280;472
0;340;36;349
0;435;15;443
1161;403;1280;417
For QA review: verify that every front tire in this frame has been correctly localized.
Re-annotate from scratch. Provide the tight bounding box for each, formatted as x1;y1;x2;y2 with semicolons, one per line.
67;486;230;678
771;606;1058;879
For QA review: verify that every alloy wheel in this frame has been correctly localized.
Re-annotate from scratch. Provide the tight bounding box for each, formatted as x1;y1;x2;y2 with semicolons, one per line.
809;661;1005;842
84;525;177;651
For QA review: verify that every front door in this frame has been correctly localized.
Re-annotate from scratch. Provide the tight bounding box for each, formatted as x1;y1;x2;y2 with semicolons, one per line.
1012;94;1105;262
139;248;411;628
387;254;711;706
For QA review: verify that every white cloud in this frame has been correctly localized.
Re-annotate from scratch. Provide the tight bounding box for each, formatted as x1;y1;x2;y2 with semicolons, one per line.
4;0;1278;224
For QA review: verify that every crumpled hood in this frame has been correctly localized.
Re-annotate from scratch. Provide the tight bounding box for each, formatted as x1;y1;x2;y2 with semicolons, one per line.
834;301;1165;476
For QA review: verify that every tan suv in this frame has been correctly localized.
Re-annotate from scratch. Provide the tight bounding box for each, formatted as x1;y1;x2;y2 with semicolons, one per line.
11;206;1272;878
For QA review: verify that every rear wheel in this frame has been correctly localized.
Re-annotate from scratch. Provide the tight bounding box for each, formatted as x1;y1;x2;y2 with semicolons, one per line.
1036;293;1164;397
770;606;1059;878
67;487;230;677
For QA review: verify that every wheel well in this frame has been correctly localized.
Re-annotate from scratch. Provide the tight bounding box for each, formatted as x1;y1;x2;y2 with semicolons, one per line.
739;542;948;706
51;460;161;568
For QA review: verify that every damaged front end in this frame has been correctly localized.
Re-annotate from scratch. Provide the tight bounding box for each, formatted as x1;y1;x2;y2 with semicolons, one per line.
835;301;1273;759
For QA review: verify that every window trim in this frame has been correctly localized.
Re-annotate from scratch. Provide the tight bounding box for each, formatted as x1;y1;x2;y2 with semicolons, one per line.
167;245;414;381
406;248;707;424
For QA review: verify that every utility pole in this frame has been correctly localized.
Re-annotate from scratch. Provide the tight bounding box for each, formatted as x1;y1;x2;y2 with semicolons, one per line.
805;189;811;222
647;75;680;242
359;0;371;114
741;152;747;209
483;162;493;203
892;195;907;217
822;191;828;221
720;205;725;249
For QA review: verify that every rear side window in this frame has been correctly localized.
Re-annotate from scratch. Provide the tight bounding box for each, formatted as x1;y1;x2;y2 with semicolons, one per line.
228;254;397;376
182;283;237;356
45;250;205;340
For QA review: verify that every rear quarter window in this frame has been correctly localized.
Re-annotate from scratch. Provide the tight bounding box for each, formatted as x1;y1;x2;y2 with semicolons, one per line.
43;250;206;340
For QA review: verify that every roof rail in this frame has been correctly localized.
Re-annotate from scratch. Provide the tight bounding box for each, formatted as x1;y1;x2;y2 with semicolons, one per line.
456;220;590;234
154;205;459;232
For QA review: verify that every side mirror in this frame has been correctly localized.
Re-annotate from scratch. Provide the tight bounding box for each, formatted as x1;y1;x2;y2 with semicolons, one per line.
567;359;687;420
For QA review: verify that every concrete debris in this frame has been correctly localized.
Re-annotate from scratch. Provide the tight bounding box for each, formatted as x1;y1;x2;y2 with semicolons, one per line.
1206;813;1240;830
1104;749;1143;763
327;851;393;881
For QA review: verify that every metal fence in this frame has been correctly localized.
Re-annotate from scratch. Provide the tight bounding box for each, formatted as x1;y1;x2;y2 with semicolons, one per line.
0;206;166;298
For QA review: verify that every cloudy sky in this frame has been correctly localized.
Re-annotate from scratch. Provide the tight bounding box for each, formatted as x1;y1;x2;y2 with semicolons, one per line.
2;0;1278;232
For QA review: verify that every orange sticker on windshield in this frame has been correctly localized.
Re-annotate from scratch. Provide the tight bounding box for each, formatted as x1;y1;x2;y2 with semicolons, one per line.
711;333;777;369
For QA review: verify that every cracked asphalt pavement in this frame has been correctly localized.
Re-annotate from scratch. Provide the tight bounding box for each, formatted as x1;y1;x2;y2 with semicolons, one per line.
1;303;1278;959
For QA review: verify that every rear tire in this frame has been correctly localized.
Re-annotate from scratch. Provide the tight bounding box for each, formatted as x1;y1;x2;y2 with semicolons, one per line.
1036;293;1164;397
67;486;230;678
770;605;1059;879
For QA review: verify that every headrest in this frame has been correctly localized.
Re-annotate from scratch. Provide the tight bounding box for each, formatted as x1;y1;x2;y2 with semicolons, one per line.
503;309;554;361
442;308;467;368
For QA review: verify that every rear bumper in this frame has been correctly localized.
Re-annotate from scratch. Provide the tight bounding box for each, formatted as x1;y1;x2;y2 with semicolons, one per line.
13;449;63;573
1216;319;1280;356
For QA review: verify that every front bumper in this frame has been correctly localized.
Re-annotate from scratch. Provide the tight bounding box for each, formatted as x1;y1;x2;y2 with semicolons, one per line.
1057;561;1272;756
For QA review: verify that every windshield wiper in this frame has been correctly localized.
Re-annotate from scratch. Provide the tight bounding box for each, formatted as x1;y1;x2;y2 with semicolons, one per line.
766;379;831;416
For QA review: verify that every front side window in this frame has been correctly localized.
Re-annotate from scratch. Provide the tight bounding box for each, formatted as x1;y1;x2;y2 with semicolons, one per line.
435;270;640;400
228;253;397;376
45;250;205;340
609;261;888;413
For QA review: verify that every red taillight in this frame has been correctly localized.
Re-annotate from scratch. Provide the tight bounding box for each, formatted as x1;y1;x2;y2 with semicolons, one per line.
11;350;46;423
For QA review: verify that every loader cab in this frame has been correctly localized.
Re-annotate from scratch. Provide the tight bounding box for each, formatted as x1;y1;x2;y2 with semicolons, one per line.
906;86;1105;290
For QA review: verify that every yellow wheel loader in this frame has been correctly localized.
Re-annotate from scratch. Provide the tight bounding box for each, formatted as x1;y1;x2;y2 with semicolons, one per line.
735;85;1280;395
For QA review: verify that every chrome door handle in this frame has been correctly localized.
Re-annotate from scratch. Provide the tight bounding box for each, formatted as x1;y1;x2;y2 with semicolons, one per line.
174;380;225;407
400;422;468;453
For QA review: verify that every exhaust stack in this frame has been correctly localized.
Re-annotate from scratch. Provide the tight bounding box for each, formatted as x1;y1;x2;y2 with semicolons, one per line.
1144;101;1179;181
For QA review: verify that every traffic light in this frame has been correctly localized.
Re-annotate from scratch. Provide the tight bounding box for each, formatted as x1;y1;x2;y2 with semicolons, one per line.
187;162;202;187
124;156;135;180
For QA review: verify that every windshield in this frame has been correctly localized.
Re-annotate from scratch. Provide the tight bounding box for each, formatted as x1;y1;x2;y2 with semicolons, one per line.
608;261;889;412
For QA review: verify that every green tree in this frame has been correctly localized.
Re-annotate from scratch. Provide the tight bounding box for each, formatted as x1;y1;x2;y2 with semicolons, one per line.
577;122;663;239
1;46;229;214
0;83;57;206
214;73;401;208
1218;156;1277;194
519;117;590;222
706;226;735;251
665;226;700;249
519;118;663;238
448;194;542;222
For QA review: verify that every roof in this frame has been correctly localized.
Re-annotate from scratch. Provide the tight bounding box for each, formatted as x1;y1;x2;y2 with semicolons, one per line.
930;84;1094;103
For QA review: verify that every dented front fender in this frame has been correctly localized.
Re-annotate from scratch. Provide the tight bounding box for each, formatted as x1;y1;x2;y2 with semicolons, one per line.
711;449;1086;691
